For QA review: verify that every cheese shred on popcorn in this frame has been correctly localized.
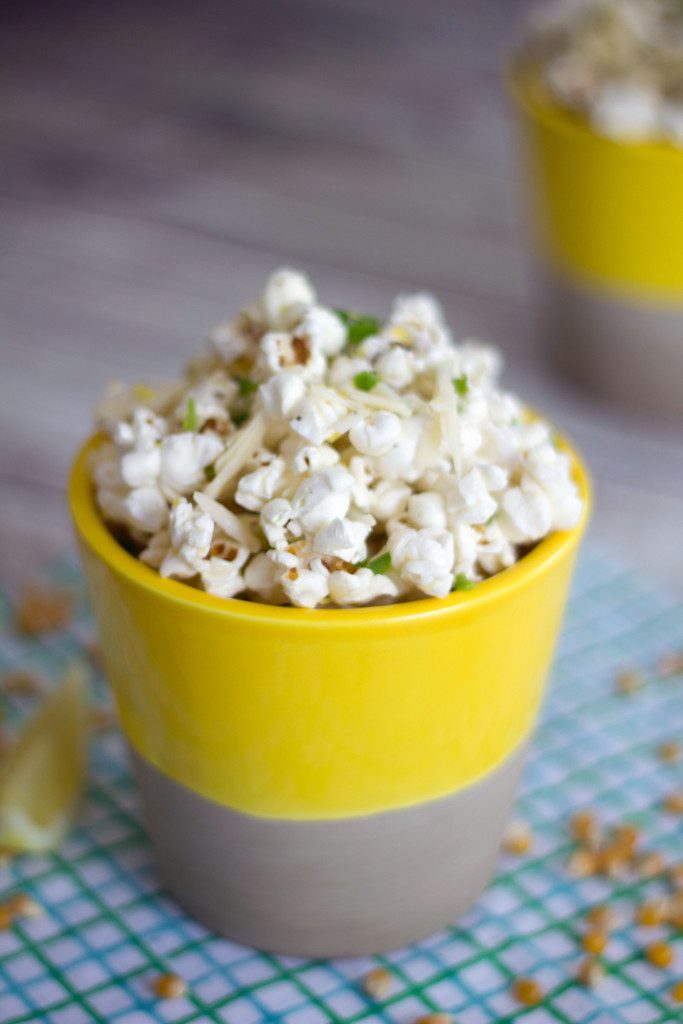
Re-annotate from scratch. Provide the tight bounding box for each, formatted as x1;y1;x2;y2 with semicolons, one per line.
91;269;582;609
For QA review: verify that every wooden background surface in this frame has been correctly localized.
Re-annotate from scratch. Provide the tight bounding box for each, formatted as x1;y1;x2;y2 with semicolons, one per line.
1;0;681;591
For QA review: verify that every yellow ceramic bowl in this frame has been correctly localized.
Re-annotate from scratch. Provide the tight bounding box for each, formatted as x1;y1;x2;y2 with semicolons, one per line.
69;433;590;955
509;61;683;418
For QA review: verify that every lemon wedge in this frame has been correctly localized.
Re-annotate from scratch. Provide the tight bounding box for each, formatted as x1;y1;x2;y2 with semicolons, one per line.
0;663;88;851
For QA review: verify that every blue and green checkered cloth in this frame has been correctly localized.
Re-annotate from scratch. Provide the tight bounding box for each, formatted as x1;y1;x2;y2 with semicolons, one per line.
1;543;682;1024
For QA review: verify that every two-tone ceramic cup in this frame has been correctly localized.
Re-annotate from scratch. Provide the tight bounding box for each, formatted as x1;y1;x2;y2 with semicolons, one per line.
509;62;683;420
69;435;590;956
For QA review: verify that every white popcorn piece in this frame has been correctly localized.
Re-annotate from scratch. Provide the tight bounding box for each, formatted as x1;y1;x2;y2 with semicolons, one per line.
591;82;660;142
407;492;447;530
328;568;398;606
244;552;285;603
299;305;347;357
235;457;287;512
199;557;246;599
160;498;214;579
292;443;340;474
289;392;348;446
120;448;162;490
281;566;330;609
375;346;415;389
312;517;372;563
291;467;355;531
259;371;307;418
160;433;225;496
123;486;168;534
260;497;295;548
261;268;316;330
349;411;402;457
114;407;166;451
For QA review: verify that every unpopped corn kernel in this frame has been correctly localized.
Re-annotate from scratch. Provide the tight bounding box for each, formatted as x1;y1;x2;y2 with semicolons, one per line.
611;823;641;855
569;810;602;847
615;668;643;695
597;845;630;879
153;974;188;1000
1;670;44;697
658;741;681;763
576;956;605;988
582;928;608;955
6;893;42;919
634;851;666;879
512;977;543;1005
15;586;73;635
636;899;669;927
503;820;534;856
363;967;393;1000
671;980;683;1003
658;651;683;678
586;905;617;931
646;942;674;969
415;1015;453;1024
664;791;683;815
89;707;117;733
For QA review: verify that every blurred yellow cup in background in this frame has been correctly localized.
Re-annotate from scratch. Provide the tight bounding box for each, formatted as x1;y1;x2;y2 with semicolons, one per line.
509;62;683;420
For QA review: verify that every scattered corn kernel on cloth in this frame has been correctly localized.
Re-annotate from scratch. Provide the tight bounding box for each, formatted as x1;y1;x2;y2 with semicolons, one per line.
1;542;682;1024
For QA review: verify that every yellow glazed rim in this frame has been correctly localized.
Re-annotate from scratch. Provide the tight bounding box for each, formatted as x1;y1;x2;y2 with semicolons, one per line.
69;432;591;628
507;59;683;165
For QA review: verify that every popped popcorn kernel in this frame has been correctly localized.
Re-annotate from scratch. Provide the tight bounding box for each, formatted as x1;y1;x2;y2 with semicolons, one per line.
152;973;188;1000
363;966;393;999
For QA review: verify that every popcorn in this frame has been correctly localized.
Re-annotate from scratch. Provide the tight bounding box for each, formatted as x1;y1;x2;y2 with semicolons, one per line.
524;0;683;148
312;517;373;562
92;268;583;607
160;499;214;578
159;433;224;496
328;568;398;606
349;412;402;457
261;267;316;329
235;457;287;512
291;467;355;531
281;566;330;609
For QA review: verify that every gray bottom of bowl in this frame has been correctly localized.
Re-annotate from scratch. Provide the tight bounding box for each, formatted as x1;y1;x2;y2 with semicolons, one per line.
130;745;526;957
542;271;683;420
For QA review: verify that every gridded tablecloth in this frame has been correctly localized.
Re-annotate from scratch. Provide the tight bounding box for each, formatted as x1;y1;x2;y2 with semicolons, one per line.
1;544;682;1024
